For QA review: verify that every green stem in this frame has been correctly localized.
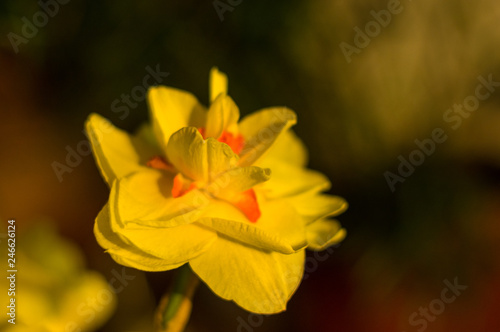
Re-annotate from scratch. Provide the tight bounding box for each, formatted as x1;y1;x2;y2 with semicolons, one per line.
155;264;199;332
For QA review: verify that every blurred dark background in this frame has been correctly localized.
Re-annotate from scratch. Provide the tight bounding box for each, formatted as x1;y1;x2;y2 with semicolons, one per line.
1;0;500;331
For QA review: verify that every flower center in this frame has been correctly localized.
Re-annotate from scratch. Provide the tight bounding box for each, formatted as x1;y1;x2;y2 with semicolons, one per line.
197;127;244;155
146;130;260;223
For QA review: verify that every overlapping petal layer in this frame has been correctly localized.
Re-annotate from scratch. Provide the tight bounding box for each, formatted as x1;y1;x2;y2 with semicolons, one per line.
198;199;307;254
288;192;348;225
94;204;181;271
205;94;240;138
166;127;239;182
110;170;209;227
148;86;207;151
238;107;297;166
306;218;347;251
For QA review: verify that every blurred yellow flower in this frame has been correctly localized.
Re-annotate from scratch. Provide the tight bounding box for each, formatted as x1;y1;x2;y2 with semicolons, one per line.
86;67;347;314
0;223;115;332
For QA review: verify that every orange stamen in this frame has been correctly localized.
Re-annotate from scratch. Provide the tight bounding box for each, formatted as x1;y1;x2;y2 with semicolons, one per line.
197;127;245;155
218;131;245;154
172;173;197;198
147;156;175;172
229;189;261;223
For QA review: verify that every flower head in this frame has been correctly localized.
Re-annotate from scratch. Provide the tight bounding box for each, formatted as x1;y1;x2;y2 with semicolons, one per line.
86;67;347;314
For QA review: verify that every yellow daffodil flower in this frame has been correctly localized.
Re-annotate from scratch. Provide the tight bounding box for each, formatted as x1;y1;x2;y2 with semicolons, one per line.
86;67;347;314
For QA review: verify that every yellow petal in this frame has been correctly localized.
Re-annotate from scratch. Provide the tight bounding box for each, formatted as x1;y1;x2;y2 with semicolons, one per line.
306;219;347;251
85;113;151;186
256;128;308;167
210;166;271;199
199;200;307;253
166;127;238;182
166;127;208;181
238;107;297;166
199;218;295;254
258;199;308;250
148;86;207;151
94;203;183;271
205;94;240;138
205;137;240;181
260;160;331;199
209;67;228;103
118;223;217;266
288;193;348;224
110;169;209;228
189;236;305;314
110;252;183;272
